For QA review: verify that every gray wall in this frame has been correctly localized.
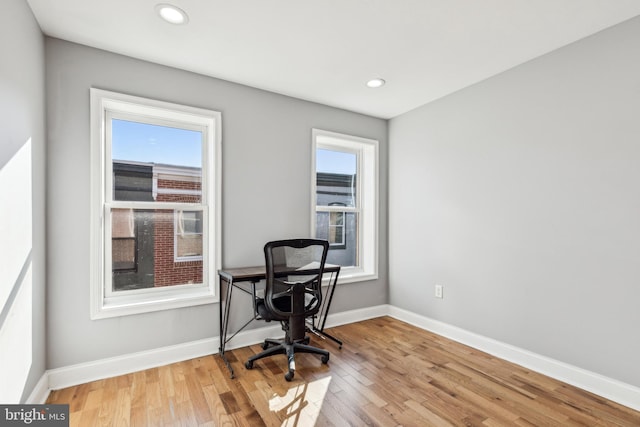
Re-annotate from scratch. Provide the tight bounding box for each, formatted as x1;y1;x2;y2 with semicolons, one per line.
0;0;46;402
45;38;387;369
389;16;640;388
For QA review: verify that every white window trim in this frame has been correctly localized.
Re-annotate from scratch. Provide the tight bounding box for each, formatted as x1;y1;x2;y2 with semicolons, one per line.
90;88;222;319
311;128;378;284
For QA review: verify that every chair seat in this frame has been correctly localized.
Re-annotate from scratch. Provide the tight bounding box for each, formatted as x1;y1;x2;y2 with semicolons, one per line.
256;294;320;322
256;297;290;321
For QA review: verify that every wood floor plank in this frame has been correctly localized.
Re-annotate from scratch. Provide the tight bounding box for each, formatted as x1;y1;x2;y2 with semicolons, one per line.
47;316;640;426
129;372;147;427
111;387;132;426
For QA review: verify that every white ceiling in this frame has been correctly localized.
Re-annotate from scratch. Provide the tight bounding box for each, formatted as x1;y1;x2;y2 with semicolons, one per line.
26;0;640;119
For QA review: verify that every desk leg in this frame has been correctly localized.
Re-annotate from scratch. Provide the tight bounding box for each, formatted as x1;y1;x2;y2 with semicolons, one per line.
312;270;343;349
219;277;235;378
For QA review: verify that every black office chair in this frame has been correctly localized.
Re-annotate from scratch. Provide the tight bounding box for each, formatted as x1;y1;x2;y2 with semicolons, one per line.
245;239;330;381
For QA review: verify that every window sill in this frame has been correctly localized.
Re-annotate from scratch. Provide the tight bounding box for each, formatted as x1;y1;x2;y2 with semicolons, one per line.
334;268;378;285
91;286;216;320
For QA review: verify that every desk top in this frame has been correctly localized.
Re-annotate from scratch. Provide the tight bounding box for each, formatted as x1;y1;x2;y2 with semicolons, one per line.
218;264;340;283
218;266;266;282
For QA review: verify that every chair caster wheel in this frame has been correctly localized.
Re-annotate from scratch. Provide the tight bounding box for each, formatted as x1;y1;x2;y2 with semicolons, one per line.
302;337;310;345
321;355;329;364
285;370;295;381
245;361;253;369
262;342;270;350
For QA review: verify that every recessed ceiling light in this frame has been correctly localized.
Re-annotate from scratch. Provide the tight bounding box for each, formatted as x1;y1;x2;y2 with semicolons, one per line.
156;4;189;25
366;78;386;88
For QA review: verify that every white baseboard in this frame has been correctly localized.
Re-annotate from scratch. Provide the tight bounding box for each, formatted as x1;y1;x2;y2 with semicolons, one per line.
322;304;389;329
47;336;219;392
26;374;50;404
224;323;283;351
387;305;640;412
30;303;640;412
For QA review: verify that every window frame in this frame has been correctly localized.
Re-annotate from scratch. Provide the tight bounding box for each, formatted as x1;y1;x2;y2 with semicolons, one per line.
90;88;221;319
311;129;378;283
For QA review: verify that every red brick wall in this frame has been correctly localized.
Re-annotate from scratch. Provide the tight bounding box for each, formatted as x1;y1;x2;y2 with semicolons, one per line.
160;179;201;191
153;179;203;287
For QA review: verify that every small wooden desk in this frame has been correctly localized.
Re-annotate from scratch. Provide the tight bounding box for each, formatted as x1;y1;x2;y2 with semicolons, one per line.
217;265;341;378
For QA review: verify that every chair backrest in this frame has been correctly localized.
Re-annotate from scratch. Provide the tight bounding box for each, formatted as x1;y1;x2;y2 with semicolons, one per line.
263;239;329;321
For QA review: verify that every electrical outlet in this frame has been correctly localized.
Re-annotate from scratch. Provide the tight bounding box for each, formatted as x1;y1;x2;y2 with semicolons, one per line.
435;284;443;299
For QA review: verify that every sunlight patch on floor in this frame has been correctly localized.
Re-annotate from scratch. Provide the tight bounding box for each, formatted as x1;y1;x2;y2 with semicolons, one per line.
269;376;332;426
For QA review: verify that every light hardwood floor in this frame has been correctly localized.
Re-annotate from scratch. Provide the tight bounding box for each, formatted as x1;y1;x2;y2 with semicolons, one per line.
47;316;640;426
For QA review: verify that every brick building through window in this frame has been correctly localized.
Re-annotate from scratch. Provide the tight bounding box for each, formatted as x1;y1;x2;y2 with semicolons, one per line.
112;161;203;290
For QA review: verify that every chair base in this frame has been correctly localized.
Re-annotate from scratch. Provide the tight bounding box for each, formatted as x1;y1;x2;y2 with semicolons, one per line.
245;336;330;381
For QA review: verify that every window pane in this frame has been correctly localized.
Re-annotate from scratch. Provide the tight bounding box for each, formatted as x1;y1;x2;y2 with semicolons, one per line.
111;119;202;202
329;212;345;245
178;211;203;234
316;211;357;267
316;149;356;207
176;234;203;258
176;210;203;260
112;238;135;271
111;208;203;291
112;208;136;270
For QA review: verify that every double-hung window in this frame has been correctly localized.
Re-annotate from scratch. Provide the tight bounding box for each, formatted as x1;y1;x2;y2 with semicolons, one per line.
311;129;378;282
90;89;221;319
